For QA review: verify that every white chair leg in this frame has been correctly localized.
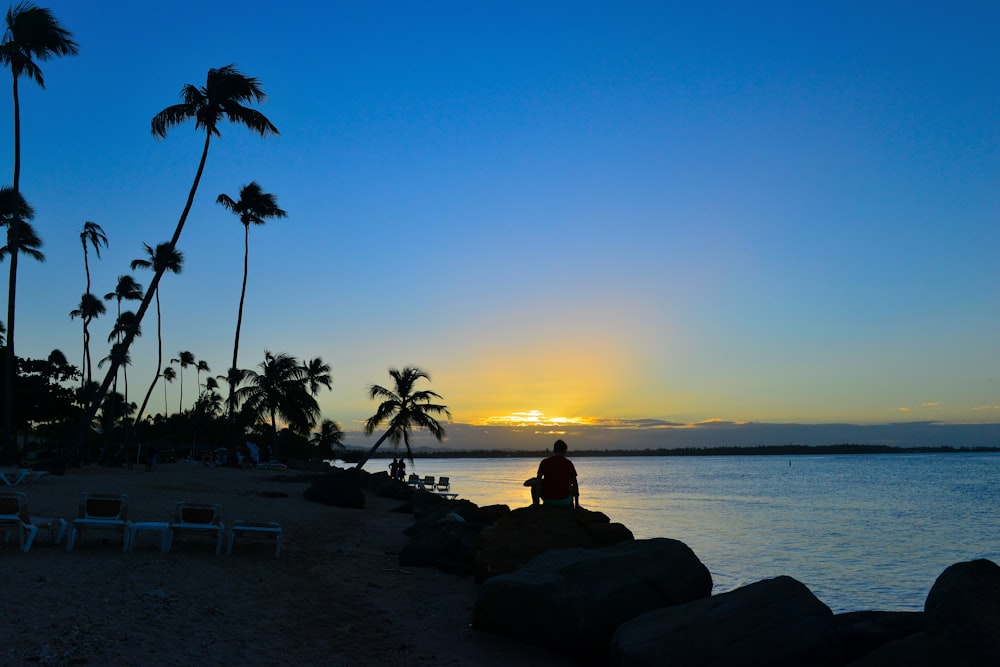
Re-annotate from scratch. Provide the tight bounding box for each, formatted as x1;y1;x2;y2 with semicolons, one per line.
22;524;38;552
66;526;77;552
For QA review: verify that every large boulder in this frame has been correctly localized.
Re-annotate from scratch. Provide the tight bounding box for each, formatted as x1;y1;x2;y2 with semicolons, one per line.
474;505;634;582
845;632;929;666
474;538;712;661
399;502;509;575
302;468;366;509
925;559;1000;666
835;611;925;663
610;575;844;667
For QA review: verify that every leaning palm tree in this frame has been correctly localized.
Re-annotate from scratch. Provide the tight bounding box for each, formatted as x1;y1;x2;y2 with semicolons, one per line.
216;181;287;425
0;2;77;464
130;242;183;426
235;351;319;460
69;292;105;388
78;64;279;445
355;366;450;470
170;350;195;413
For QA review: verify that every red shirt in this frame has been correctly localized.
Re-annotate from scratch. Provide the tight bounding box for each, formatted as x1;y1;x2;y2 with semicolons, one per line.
537;455;577;500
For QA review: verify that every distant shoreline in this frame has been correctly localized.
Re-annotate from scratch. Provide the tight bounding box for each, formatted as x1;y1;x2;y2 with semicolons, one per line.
339;443;1000;462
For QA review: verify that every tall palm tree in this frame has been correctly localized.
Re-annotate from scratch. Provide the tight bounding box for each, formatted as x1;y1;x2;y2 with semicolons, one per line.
196;359;210;395
104;275;142;397
235;351;319;459
78;64;279;443
130;242;183;426
69;292;105;388
356;367;450;470
1;3;77;463
161;366;176;417
216;181;286;425
78;221;107;385
170;350;194;413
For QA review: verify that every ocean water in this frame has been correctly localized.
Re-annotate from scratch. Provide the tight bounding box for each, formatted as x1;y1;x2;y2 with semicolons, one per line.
405;452;999;613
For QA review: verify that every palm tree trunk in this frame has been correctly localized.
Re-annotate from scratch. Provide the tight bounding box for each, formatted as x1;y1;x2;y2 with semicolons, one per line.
354;429;395;470
227;225;250;442
76;132;213;458
2;76;22;465
133;289;162;429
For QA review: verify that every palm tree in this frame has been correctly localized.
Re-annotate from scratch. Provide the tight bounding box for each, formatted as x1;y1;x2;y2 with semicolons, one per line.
311;418;345;460
106;311;140;400
196;359;210;394
69;292;105;388
216;181;287;424
78;64;278;444
235;351;319;459
79;221;106;292
103;275;143;394
301;356;332;396
130;242;183;426
355;367;450;470
1;3;77;463
170;350;194;413
77;221;107;384
161;366;176;416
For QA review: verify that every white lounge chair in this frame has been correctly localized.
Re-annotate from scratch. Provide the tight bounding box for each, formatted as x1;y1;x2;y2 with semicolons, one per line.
0;492;38;552
227;520;282;557
66;493;130;552
168;502;225;555
434;476;451;492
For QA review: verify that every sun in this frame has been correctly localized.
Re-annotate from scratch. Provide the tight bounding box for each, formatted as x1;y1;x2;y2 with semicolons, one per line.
478;410;593;428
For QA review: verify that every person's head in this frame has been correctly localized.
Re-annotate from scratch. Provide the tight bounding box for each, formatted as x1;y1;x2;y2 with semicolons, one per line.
553;439;568;454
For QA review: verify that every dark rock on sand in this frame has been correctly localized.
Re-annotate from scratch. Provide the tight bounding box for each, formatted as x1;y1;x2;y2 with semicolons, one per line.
925;558;1000;666
845;631;929;666
473;504;634;582
835;611;925;663
302;468;366;509
610;575;844;667
474;538;711;662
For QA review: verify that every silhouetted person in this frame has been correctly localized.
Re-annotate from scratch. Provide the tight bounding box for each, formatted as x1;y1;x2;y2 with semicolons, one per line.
529;439;579;508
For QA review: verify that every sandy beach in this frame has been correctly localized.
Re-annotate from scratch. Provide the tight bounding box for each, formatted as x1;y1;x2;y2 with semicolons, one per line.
3;464;576;667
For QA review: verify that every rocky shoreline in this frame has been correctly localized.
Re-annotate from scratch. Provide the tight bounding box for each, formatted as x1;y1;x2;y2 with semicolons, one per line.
308;466;1000;666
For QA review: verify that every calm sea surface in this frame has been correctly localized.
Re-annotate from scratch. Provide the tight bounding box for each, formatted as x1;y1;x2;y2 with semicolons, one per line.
404;452;999;613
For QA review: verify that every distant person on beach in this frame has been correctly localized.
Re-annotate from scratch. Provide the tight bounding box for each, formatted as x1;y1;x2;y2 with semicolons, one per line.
528;439;579;508
397;458;406;481
389;458;399;479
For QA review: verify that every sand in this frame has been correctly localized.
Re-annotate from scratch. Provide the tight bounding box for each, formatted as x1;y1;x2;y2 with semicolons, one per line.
2;464;575;667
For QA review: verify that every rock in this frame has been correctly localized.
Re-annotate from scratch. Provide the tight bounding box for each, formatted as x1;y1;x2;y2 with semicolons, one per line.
925;559;1000;666
473;505;634;582
302;468;366;508
610;575;844;667
474;538;712;661
399;515;488;575
845;632;929;666
835;610;925;662
375;477;409;498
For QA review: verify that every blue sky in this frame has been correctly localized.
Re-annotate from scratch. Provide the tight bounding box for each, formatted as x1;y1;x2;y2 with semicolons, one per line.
3;1;998;450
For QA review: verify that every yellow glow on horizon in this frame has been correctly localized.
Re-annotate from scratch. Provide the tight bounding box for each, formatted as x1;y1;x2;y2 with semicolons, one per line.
478;410;598;428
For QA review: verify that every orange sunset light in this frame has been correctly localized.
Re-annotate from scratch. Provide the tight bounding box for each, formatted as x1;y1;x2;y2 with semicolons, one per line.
479;410;597;427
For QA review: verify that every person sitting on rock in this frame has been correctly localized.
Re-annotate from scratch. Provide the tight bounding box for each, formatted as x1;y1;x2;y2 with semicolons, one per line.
528;439;580;508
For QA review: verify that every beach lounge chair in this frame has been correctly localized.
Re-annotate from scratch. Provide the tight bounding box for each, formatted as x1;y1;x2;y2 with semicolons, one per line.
168;502;225;555
421;475;435;489
0;492;38;552
435;476;450;492
407;474;420;487
66;493;130;552
226;520;282;557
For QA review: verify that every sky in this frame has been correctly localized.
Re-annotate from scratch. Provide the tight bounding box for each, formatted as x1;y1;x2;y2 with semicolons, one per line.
2;1;998;450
